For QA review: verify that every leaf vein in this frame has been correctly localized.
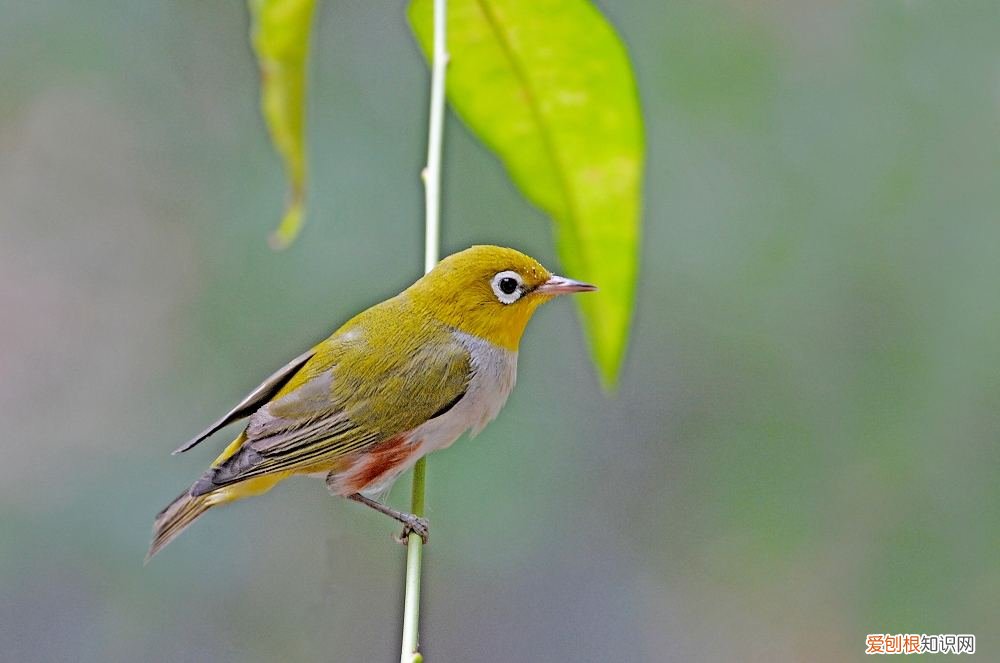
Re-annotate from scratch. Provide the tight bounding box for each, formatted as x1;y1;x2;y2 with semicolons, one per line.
473;0;586;270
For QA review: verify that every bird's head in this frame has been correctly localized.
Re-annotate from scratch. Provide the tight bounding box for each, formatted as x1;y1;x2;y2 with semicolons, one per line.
407;245;596;351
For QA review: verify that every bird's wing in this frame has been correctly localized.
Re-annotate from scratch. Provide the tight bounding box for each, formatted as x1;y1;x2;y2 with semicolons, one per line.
172;348;316;454
191;320;471;493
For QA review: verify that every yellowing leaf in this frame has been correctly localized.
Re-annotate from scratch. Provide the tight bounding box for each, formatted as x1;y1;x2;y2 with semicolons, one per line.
408;0;644;388
249;0;317;249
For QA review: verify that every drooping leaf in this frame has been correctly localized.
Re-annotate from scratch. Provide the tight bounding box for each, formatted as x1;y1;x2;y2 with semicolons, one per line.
248;0;317;249
408;0;644;388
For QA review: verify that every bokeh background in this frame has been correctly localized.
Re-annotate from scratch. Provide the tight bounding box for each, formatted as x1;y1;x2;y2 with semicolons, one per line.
2;1;998;661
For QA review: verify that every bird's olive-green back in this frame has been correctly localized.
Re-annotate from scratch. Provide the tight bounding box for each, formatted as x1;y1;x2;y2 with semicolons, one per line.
281;292;471;434
197;293;472;488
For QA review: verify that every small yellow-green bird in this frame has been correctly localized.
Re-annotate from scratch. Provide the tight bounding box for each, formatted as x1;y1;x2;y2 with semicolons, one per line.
148;245;595;560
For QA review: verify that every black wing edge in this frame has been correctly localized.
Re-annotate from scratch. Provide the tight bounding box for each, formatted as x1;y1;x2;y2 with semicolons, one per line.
171;348;316;455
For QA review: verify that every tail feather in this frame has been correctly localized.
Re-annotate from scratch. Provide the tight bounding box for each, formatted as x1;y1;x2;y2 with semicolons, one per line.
147;471;286;563
146;487;212;563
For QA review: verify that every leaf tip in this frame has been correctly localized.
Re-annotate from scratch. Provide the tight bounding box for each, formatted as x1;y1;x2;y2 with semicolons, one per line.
268;202;304;250
575;290;632;394
594;341;626;394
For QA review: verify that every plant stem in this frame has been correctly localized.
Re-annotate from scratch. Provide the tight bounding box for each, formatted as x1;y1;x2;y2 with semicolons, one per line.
400;461;425;663
423;0;447;277
401;0;447;661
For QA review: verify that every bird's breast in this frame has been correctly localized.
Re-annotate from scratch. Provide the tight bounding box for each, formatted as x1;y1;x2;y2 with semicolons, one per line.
328;331;517;498
410;330;517;453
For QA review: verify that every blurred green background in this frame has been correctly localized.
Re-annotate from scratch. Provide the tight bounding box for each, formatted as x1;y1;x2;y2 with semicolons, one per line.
2;1;998;661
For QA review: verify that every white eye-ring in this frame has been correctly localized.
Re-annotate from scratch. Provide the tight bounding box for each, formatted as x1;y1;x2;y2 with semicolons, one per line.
491;270;524;304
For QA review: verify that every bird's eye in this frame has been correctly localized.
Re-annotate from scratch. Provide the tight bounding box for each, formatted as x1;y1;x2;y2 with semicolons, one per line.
491;270;523;304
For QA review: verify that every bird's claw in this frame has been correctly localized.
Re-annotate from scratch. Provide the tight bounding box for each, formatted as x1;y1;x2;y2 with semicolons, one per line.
393;515;429;545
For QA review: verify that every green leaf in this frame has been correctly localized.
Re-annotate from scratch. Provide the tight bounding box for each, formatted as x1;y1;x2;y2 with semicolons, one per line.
408;0;644;388
248;0;318;249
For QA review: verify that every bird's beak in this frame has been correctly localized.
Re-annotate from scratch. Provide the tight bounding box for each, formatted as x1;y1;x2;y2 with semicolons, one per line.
535;274;598;295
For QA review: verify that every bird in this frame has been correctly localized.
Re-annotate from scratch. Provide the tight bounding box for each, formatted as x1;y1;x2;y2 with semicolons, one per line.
147;245;596;561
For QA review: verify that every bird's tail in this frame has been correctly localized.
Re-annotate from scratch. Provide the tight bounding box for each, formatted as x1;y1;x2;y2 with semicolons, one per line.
146;487;213;563
148;431;291;562
147;472;286;562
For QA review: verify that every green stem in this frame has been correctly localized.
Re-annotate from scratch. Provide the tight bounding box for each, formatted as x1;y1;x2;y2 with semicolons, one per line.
400;460;426;662
401;0;447;660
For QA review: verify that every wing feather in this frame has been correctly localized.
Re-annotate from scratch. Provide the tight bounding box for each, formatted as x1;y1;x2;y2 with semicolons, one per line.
172;348;316;454
191;312;472;494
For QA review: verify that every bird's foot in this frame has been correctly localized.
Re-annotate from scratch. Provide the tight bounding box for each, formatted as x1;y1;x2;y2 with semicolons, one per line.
344;492;429;545
393;514;429;545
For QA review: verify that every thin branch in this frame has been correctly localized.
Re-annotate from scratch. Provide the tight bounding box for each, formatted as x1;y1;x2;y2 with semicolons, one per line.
401;0;447;661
